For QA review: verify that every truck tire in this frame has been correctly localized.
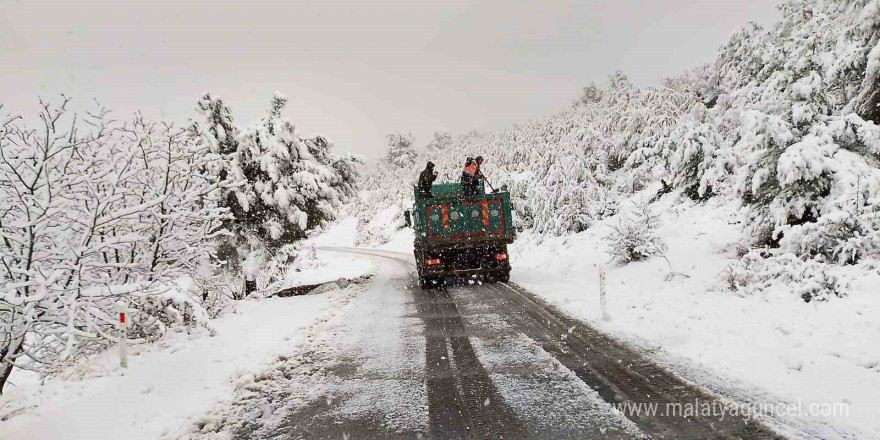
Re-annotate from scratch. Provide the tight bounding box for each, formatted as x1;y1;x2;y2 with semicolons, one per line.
487;270;510;283
420;276;445;289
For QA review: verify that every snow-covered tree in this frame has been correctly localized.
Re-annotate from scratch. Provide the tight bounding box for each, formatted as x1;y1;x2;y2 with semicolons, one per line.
574;82;603;106
195;93;360;272
385;132;417;168
195;93;240;155
0;98;233;393
731;1;880;258
425;131;453;152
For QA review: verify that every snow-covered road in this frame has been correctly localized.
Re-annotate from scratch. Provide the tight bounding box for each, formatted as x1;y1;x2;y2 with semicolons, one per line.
179;248;785;439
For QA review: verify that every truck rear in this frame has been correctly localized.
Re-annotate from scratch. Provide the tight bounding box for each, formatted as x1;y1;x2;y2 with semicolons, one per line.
410;181;516;287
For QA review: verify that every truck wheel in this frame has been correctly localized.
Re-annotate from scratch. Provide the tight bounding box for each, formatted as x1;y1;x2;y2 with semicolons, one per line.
420;276;444;289
485;272;506;284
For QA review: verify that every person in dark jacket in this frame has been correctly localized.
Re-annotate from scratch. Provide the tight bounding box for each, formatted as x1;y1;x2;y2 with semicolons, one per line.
473;156;486;182
418;161;438;197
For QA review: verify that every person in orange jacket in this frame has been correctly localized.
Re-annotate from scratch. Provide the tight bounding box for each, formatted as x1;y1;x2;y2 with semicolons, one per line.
461;156;485;197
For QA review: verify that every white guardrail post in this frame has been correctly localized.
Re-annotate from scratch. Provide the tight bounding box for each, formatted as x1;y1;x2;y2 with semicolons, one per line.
599;267;610;322
116;301;129;368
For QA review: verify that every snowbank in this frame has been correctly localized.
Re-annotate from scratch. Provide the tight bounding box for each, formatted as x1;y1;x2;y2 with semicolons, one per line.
506;198;880;439
0;245;379;440
264;246;375;290
176;248;423;439
0;294;330;440
310;216;361;248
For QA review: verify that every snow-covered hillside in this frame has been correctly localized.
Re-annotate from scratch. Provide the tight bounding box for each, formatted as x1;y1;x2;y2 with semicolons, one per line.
354;0;880;301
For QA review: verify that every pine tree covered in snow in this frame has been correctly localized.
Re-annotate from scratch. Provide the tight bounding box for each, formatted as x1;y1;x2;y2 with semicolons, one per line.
426;131;454;152
193;93;360;277
385;132;418;169
668;112;731;200
574;82;604;106
603;201;667;264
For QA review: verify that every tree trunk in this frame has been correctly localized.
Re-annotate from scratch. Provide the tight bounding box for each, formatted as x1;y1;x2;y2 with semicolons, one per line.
855;38;880;125
244;278;256;298
0;338;24;395
856;83;880;125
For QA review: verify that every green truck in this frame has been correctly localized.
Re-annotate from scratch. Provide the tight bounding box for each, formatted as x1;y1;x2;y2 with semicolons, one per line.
409;181;516;287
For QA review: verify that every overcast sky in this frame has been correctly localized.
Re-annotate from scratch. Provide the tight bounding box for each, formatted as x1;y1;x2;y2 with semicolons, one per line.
0;0;780;159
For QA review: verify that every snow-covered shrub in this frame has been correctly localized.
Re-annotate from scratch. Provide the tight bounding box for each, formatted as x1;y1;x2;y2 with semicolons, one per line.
603;201;667;264
258;243;300;290
352;205;405;247
624;77;700;178
778;205;880;264
194;271;238;318
127;282;211;342
254;243;327;293
721;1;880;254
723;251;848;302
736;101;880;252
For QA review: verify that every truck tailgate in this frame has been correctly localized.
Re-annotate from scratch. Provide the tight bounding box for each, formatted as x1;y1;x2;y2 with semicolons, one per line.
424;198;506;240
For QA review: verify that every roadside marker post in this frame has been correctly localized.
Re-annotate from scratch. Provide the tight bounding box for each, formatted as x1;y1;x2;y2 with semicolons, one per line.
117;302;129;369
599;267;610;322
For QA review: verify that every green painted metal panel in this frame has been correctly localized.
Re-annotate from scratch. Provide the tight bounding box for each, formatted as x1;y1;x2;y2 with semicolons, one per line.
412;181;515;244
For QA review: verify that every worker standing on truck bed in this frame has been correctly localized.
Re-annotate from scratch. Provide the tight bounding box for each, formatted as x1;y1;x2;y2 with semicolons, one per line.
418;161;438;198
474;155;486;183
461;157;476;196
461;156;485;197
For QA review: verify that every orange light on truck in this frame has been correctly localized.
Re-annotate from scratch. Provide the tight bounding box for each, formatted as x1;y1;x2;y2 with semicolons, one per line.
495;253;507;260
426;258;442;266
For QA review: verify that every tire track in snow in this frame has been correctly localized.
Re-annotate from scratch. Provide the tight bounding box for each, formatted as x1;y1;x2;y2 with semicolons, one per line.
415;286;529;439
485;281;783;440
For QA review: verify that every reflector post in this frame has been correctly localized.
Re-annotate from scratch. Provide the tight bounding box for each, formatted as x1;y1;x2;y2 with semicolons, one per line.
116;302;129;369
